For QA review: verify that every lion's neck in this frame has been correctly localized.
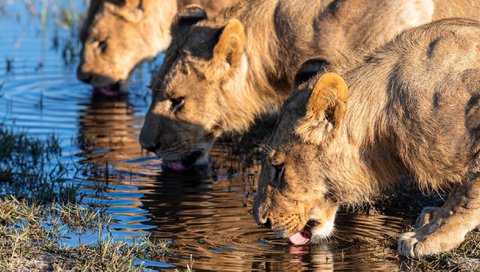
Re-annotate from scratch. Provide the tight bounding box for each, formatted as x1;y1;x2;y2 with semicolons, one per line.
321;67;407;205
218;0;349;133
214;55;284;133
319;134;405;206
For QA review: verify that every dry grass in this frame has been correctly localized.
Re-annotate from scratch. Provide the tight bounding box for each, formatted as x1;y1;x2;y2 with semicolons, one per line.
0;128;176;271
0;195;175;271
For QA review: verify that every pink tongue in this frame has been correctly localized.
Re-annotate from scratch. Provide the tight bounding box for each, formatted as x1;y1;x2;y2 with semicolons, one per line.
93;86;118;97
164;160;189;172
288;232;310;246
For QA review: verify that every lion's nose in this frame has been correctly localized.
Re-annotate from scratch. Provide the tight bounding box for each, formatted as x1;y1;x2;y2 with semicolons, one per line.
77;69;93;84
140;139;162;153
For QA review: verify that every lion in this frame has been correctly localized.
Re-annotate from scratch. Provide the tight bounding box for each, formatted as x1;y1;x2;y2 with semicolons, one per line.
139;0;480;171
252;18;480;258
77;0;237;96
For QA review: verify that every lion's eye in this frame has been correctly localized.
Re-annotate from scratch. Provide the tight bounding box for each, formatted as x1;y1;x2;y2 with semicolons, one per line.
98;40;107;53
170;97;185;112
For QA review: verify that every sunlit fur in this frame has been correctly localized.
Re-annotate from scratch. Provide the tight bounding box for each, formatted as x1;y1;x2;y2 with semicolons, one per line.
255;19;480;257
77;0;237;88
141;0;480;163
295;73;348;146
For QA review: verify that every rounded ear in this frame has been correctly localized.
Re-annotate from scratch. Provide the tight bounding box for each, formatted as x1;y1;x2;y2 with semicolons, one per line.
293;58;334;92
295;72;348;145
171;5;207;41
213;19;246;68
104;0;144;23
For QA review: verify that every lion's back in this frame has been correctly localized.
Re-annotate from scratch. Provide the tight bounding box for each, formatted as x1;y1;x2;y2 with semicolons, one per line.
348;18;480;190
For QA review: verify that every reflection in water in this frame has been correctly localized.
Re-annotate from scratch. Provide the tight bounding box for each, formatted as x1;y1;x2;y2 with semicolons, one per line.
77;94;145;170
76;96;405;270
0;1;411;270
142;168;404;271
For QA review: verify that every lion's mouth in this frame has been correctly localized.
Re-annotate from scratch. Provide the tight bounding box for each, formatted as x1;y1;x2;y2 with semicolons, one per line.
93;82;121;97
162;151;208;172
288;220;316;245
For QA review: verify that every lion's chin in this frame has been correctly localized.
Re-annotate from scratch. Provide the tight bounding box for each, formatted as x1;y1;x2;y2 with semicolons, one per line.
161;151;209;172
92;82;127;97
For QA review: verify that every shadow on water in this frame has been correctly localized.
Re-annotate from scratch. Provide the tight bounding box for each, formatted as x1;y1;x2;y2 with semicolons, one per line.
0;1;425;271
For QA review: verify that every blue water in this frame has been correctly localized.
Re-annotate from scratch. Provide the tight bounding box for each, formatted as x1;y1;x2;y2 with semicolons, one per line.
0;1;406;270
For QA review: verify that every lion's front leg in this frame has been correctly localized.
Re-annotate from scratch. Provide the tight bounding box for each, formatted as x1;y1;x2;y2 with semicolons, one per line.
398;179;480;258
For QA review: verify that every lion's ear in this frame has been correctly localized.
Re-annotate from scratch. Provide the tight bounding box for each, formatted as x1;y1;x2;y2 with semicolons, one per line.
171;5;207;41
293;58;333;92
213;19;246;69
104;0;144;23
295;72;348;145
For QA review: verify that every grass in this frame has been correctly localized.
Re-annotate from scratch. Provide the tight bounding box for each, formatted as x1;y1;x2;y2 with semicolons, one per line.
0;196;178;271
0;127;189;271
0;126;74;204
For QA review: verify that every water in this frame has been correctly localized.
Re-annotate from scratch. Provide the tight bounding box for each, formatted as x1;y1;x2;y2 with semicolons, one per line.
0;1;408;270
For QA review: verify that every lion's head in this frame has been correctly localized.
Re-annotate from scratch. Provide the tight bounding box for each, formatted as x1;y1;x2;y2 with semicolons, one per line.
140;6;253;171
253;61;351;245
77;0;176;96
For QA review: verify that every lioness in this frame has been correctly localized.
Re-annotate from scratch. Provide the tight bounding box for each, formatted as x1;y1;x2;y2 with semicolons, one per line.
253;18;480;257
140;0;480;171
77;0;237;96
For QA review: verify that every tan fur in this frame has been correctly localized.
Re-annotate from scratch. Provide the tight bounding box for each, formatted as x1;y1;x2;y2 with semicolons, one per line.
140;0;480;166
77;0;237;88
213;19;246;78
253;19;480;258
296;73;348;146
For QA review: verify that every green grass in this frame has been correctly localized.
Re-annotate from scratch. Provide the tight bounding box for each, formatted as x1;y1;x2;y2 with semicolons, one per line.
0;127;75;204
0;127;183;271
0;196;177;271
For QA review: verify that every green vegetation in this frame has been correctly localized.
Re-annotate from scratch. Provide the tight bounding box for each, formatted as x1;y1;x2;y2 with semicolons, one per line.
0;127;187;271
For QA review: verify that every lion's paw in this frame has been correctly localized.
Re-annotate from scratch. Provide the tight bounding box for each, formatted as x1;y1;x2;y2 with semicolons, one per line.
398;230;452;258
416;206;440;228
397;231;419;257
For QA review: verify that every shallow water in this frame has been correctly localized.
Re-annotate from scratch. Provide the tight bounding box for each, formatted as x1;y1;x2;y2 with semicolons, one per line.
0;1;409;270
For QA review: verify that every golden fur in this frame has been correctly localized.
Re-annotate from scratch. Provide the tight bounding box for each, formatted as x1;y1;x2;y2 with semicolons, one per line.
140;0;480;168
77;0;237;89
253;18;480;257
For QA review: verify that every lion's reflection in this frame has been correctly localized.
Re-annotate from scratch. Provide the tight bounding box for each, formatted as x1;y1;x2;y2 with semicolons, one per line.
76;96;401;271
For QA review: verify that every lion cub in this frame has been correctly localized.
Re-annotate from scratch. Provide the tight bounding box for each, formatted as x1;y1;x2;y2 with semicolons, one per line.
140;0;480;171
253;18;480;257
77;0;236;96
